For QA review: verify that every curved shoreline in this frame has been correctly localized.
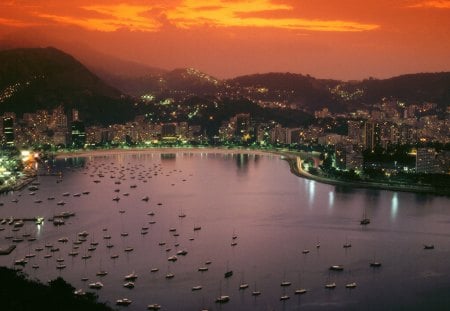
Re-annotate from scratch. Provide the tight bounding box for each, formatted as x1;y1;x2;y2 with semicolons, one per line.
54;147;449;196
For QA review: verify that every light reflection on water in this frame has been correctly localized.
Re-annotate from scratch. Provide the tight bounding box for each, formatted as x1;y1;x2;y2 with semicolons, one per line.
0;151;449;311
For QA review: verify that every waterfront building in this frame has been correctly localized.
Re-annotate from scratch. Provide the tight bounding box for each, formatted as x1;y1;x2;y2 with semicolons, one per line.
416;148;438;173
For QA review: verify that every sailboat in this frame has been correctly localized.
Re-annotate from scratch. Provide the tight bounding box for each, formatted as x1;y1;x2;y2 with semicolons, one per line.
294;272;307;295
360;206;370;225
215;281;230;304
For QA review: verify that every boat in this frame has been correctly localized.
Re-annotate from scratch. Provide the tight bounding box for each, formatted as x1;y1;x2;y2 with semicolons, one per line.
280;295;290;301
198;267;208;272
150;268;159;272
123;282;135;288
224;270;233;278
295;288;307;295
360;207;370;225
165;273;175;279
343;242;352;248
88;282;103;289
124;272;138;281
74;289;85;296
325;282;336;289
111;254;119;259
424;244;435;250
168;255;178;262
215;295;230;303
370;261;382;268
329;265;344;271
193;226;201;231
192;285;202;291
147;304;161;310
239;283;249;290
360;218;370;225
96;271;108;277
142;196;149;202
176;250;188;256
302;249;310;254
116;298;132;306
346;282;357;289
280;281;291;287
124;247;134;252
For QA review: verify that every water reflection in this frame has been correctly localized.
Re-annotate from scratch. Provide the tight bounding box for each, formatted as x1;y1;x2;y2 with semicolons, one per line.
391;192;399;220
328;191;334;208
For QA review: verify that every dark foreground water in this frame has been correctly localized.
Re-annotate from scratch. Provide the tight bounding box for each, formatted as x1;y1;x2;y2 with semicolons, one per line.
1;151;450;311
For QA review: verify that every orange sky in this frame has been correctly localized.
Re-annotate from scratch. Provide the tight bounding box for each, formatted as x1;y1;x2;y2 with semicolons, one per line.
1;0;450;79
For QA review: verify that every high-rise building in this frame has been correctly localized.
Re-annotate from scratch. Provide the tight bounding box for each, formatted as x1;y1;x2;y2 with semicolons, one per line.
3;117;14;146
362;121;380;151
71;120;86;148
416;148;438;173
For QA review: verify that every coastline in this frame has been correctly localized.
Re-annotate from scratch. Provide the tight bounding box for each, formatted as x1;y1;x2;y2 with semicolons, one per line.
54;147;449;196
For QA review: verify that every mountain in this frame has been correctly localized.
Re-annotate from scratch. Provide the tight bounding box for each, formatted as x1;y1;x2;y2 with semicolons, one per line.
229;72;340;111
356;72;450;107
102;68;221;97
0;47;136;125
229;72;450;112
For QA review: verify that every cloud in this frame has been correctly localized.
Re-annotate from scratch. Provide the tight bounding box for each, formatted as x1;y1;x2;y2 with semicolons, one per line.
408;0;450;8
2;0;379;33
0;17;37;28
166;0;379;32
37;4;161;32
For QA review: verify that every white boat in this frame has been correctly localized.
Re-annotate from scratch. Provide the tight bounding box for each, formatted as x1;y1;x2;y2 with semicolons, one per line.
89;281;103;289
116;298;132;306
280;281;291;287
280;295;290;301
192;285;202;291
215;295;230;303
239;283;249;290
123;282;135;288
346;282;357;289
147;304;161;310
124;272;138;281
325;282;336;289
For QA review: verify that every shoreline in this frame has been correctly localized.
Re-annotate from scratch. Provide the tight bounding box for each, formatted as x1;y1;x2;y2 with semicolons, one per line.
54;147;449;196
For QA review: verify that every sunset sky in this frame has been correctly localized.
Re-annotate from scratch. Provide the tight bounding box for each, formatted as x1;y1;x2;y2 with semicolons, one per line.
1;0;450;79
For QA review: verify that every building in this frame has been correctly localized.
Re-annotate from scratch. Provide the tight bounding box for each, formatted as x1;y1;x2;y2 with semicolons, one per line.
362;121;380;151
71;120;86;148
3;117;14;146
416;148;438;173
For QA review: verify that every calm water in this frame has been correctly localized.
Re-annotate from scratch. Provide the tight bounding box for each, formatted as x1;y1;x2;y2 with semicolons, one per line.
1;151;450;311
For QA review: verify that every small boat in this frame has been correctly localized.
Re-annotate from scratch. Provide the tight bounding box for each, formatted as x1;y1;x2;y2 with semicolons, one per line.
111;254;119;259
142;196;149;202
302;249;310;254
346;282;357;289
74;289;85;296
116;298;132;306
193;226;201;231
147;304;161;310
192;285;202;291
124;247;134;252
360;218;370;225
176;250;188;256
165;273;175;279
224;270;233;278
295;288;307;295
215;295;230;303
370;260;382;267
343;243;352;248
280;295;290;301
424;244;435;250
168;255;178;262
239;283;249;290
89;282;103;289
112;197;120;202
96;270;108;277
123;282;135;288
329;265;344;271
325;282;336;289
150;268;159;273
198;267;208;272
56;264;66;270
124;272;138;281
280;281;291;287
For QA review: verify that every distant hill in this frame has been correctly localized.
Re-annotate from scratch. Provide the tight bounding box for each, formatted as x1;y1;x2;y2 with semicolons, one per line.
0;47;136;125
102;68;222;97
356;72;450;107
229;72;450;111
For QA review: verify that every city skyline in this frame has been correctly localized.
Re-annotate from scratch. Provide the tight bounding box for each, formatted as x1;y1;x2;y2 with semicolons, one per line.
1;1;450;79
